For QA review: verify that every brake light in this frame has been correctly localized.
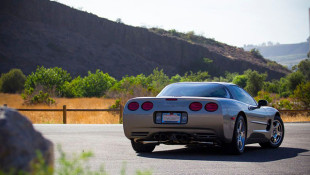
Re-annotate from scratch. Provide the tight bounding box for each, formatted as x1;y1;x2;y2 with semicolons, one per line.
189;102;202;111
166;98;177;101
141;101;153;111
205;102;218;112
128;102;139;111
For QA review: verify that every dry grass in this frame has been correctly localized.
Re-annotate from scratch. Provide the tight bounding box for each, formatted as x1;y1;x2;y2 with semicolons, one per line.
281;113;310;123
1;93;309;123
0;93;119;124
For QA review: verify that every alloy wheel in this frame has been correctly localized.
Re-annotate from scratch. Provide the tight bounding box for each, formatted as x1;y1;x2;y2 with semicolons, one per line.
237;119;246;151
271;120;283;145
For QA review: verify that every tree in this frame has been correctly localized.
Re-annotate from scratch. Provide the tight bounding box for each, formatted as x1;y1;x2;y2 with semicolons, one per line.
294;82;310;109
296;59;310;81
0;69;26;93
286;71;305;92
244;69;267;96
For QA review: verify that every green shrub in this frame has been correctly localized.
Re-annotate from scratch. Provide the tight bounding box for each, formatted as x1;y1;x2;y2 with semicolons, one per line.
146;68;170;94
22;89;55;105
280;91;291;98
278;77;291;97
263;81;280;93
224;72;239;82
62;76;84;97
24;66;72;97
31;91;55;105
0;69;26;93
110;99;121;109
181;71;210;82
232;75;247;88
81;70;116;97
277;99;293;110
203;58;213;64
170;74;182;83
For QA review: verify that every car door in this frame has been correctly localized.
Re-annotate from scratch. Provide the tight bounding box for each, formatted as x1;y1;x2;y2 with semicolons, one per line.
227;85;269;131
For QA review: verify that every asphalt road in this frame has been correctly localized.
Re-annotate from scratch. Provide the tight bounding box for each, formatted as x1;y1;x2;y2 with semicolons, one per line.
34;123;310;175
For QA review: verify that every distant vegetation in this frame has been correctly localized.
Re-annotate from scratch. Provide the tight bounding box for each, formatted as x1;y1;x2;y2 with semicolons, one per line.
149;28;222;46
244;39;309;69
1;58;309;109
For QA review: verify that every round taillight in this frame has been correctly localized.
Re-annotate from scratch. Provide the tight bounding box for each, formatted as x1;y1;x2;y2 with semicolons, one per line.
189;102;202;111
141;101;153;111
205;102;218;112
128;102;139;111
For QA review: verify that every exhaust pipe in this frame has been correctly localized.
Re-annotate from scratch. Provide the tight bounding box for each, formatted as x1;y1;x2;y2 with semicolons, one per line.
141;141;159;144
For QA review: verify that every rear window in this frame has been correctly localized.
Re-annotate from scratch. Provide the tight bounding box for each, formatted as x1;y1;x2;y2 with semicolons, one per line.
157;83;230;98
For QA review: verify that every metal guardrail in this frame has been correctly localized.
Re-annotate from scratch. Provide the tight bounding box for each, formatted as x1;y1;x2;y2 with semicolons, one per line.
3;104;123;124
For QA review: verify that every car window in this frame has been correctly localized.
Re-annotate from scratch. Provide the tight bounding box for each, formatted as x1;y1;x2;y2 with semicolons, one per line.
227;85;257;106
157;83;231;98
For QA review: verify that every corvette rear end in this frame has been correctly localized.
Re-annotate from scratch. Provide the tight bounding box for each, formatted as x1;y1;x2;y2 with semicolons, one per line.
123;97;229;145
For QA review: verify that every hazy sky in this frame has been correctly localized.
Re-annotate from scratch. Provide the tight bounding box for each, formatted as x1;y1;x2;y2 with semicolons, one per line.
55;0;310;47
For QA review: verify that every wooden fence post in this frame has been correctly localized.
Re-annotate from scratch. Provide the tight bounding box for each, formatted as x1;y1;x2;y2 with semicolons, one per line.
119;104;123;124
3;104;7;108
63;105;67;124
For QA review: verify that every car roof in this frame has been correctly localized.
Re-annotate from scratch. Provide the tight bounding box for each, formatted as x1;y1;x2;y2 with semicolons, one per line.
172;82;236;87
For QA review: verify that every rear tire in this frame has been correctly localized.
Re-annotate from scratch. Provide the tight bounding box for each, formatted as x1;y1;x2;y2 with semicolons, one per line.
225;115;247;155
259;115;284;148
131;140;156;153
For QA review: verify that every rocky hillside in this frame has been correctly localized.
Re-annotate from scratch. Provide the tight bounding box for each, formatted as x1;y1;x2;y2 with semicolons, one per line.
0;0;290;79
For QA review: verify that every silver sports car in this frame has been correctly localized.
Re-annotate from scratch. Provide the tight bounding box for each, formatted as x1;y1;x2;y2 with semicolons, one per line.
123;82;284;154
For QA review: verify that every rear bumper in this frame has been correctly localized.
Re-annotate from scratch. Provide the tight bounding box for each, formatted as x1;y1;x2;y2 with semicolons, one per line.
123;111;232;143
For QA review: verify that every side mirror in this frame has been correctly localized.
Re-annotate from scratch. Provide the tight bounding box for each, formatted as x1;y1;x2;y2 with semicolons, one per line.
258;100;268;107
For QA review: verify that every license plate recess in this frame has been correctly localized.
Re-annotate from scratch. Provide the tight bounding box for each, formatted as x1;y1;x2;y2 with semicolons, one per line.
162;113;181;123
